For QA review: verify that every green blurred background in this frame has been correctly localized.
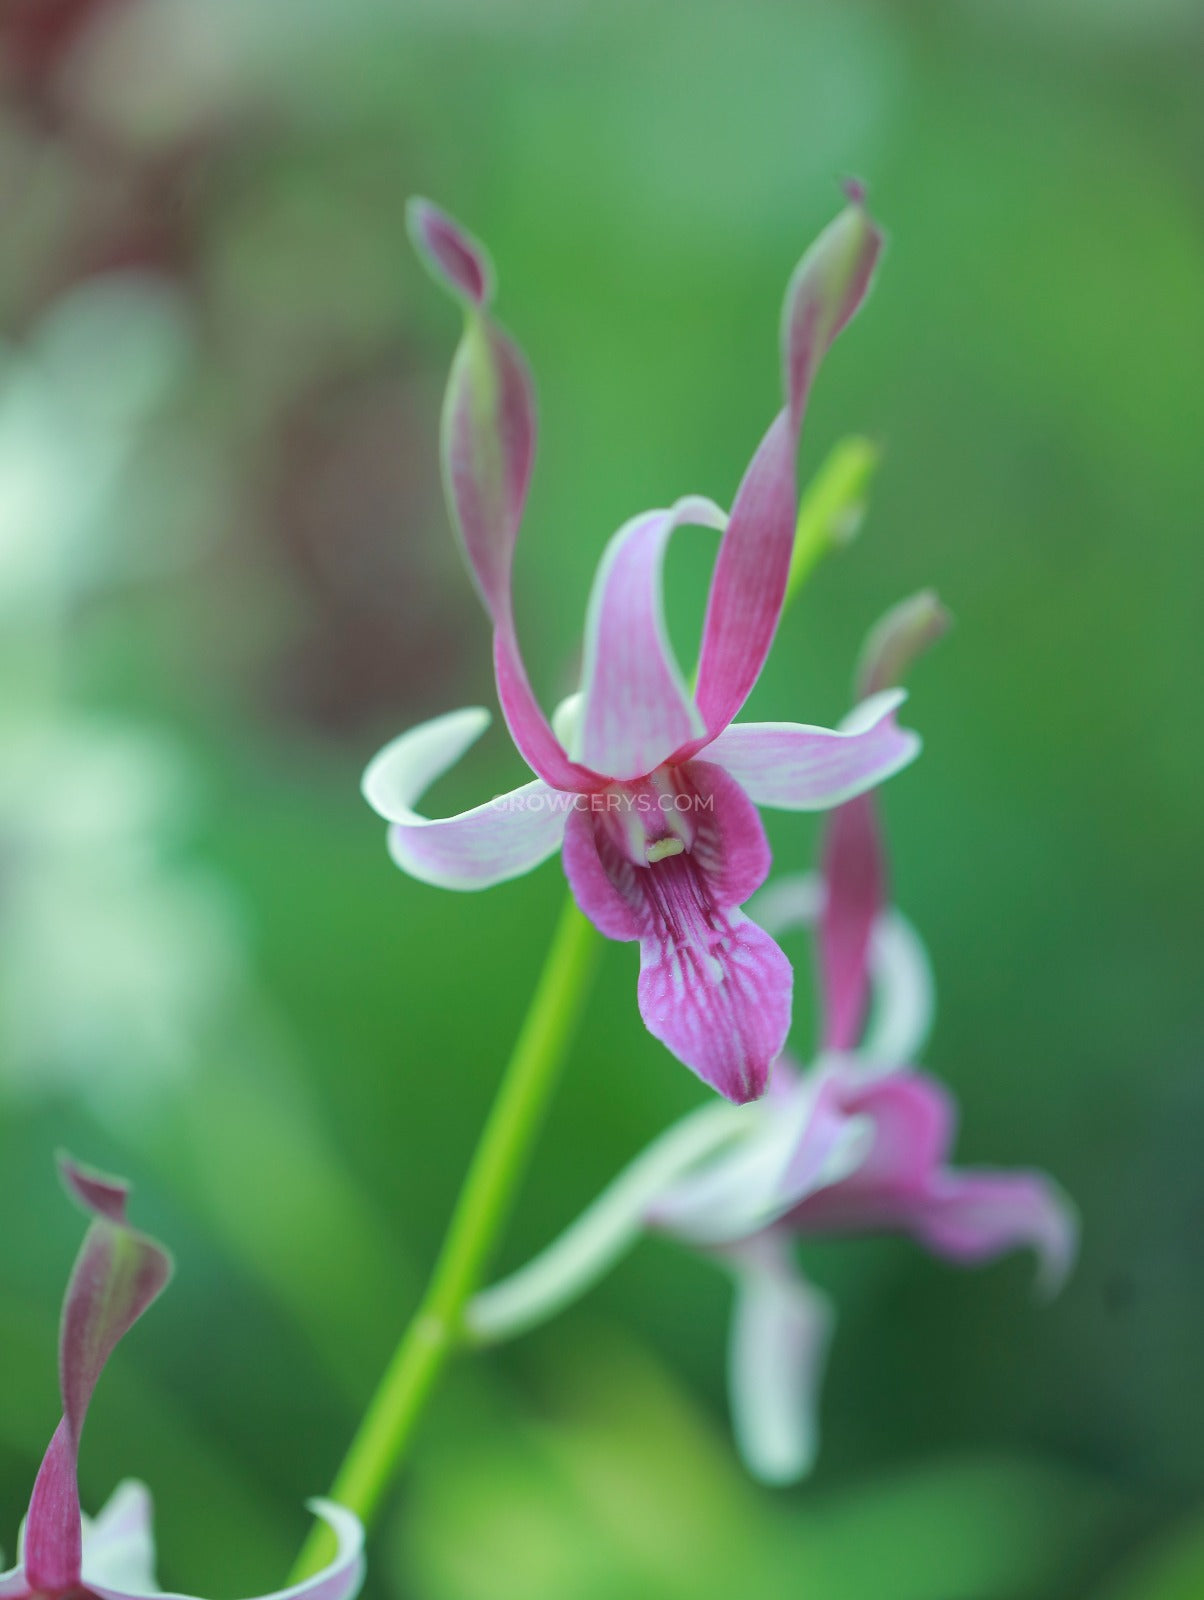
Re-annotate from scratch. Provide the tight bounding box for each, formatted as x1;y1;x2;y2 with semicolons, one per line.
2;3;1202;1597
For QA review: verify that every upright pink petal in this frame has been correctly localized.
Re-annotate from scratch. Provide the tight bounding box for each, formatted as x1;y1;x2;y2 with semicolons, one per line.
23;1159;172;1597
781;182;884;433
855;588;951;701
693;191;884;739
577;497;725;780
408;199;593;791
704;689;919;811
692;411;797;740
562;762;790;1102
362;708;568;890
818;794;884;1053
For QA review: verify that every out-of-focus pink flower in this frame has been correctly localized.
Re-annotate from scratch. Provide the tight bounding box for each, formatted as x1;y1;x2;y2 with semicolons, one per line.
0;1157;365;1600
364;192;919;1102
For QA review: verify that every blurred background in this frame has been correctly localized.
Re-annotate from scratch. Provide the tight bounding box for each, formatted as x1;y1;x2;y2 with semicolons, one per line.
1;3;1201;1597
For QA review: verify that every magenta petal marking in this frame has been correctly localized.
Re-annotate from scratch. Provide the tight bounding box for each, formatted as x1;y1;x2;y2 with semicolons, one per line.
562;762;790;1103
781;191;883;433
578;497;725;779
407;198;493;307
638;913;792;1104
704;689;919;811
819;795;885;1053
363;708;568;890
23;1161;172;1597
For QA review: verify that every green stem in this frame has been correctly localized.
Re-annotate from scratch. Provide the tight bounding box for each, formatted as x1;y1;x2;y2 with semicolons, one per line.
292;895;599;1577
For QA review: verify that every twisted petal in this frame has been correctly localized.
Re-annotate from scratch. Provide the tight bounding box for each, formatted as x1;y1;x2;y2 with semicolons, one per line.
782;181;884;432
362;708;568;890
705;689;919;811
693;191;883;739
726;1235;834;1485
85;1501;365;1600
909;1171;1079;1297
856;588;951;700
408;199;591;791
24;1160;172;1596
819;794;884;1053
578;497;724;779
562;762;790;1102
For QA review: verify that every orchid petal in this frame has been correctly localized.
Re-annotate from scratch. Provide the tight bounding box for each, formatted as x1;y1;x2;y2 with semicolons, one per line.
726;1235;834;1485
705;689;919;811
751;873;934;1067
24;1159;172;1597
362;708;568;890
86;1501;365;1600
578;497;725;779
856;588;951;700
782;183;884;433
819;794;884;1053
469;1100;746;1344
408;198;493;307
409;200;591;791
862;908;935;1066
912;1171;1079;1297
693;192;883;739
0;1575;29;1599
790;1069;1077;1294
650;1065;869;1243
692;410;796;739
80;1482;156;1593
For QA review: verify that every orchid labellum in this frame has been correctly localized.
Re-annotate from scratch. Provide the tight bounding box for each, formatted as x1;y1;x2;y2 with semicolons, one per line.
365;190;919;1103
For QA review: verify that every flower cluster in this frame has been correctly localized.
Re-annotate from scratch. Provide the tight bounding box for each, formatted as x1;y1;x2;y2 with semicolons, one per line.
469;594;1077;1482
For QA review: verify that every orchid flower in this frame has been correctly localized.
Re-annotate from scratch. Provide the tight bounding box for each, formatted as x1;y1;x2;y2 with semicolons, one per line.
364;188;920;1103
0;1157;365;1600
468;600;1077;1484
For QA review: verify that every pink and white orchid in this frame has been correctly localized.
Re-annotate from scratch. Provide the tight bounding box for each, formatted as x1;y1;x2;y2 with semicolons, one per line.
364;190;919;1103
0;1157;365;1600
468;600;1076;1484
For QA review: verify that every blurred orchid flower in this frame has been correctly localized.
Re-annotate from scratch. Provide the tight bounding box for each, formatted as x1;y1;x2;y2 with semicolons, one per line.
0;1157;365;1600
364;190;920;1102
469;600;1076;1484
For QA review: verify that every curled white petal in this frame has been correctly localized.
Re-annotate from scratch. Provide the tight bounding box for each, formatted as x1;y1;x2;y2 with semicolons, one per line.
468;1100;747;1343
727;1237;834;1486
362;708;567;891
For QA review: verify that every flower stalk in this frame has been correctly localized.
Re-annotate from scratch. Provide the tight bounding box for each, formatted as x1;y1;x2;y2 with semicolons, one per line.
291;895;599;1576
